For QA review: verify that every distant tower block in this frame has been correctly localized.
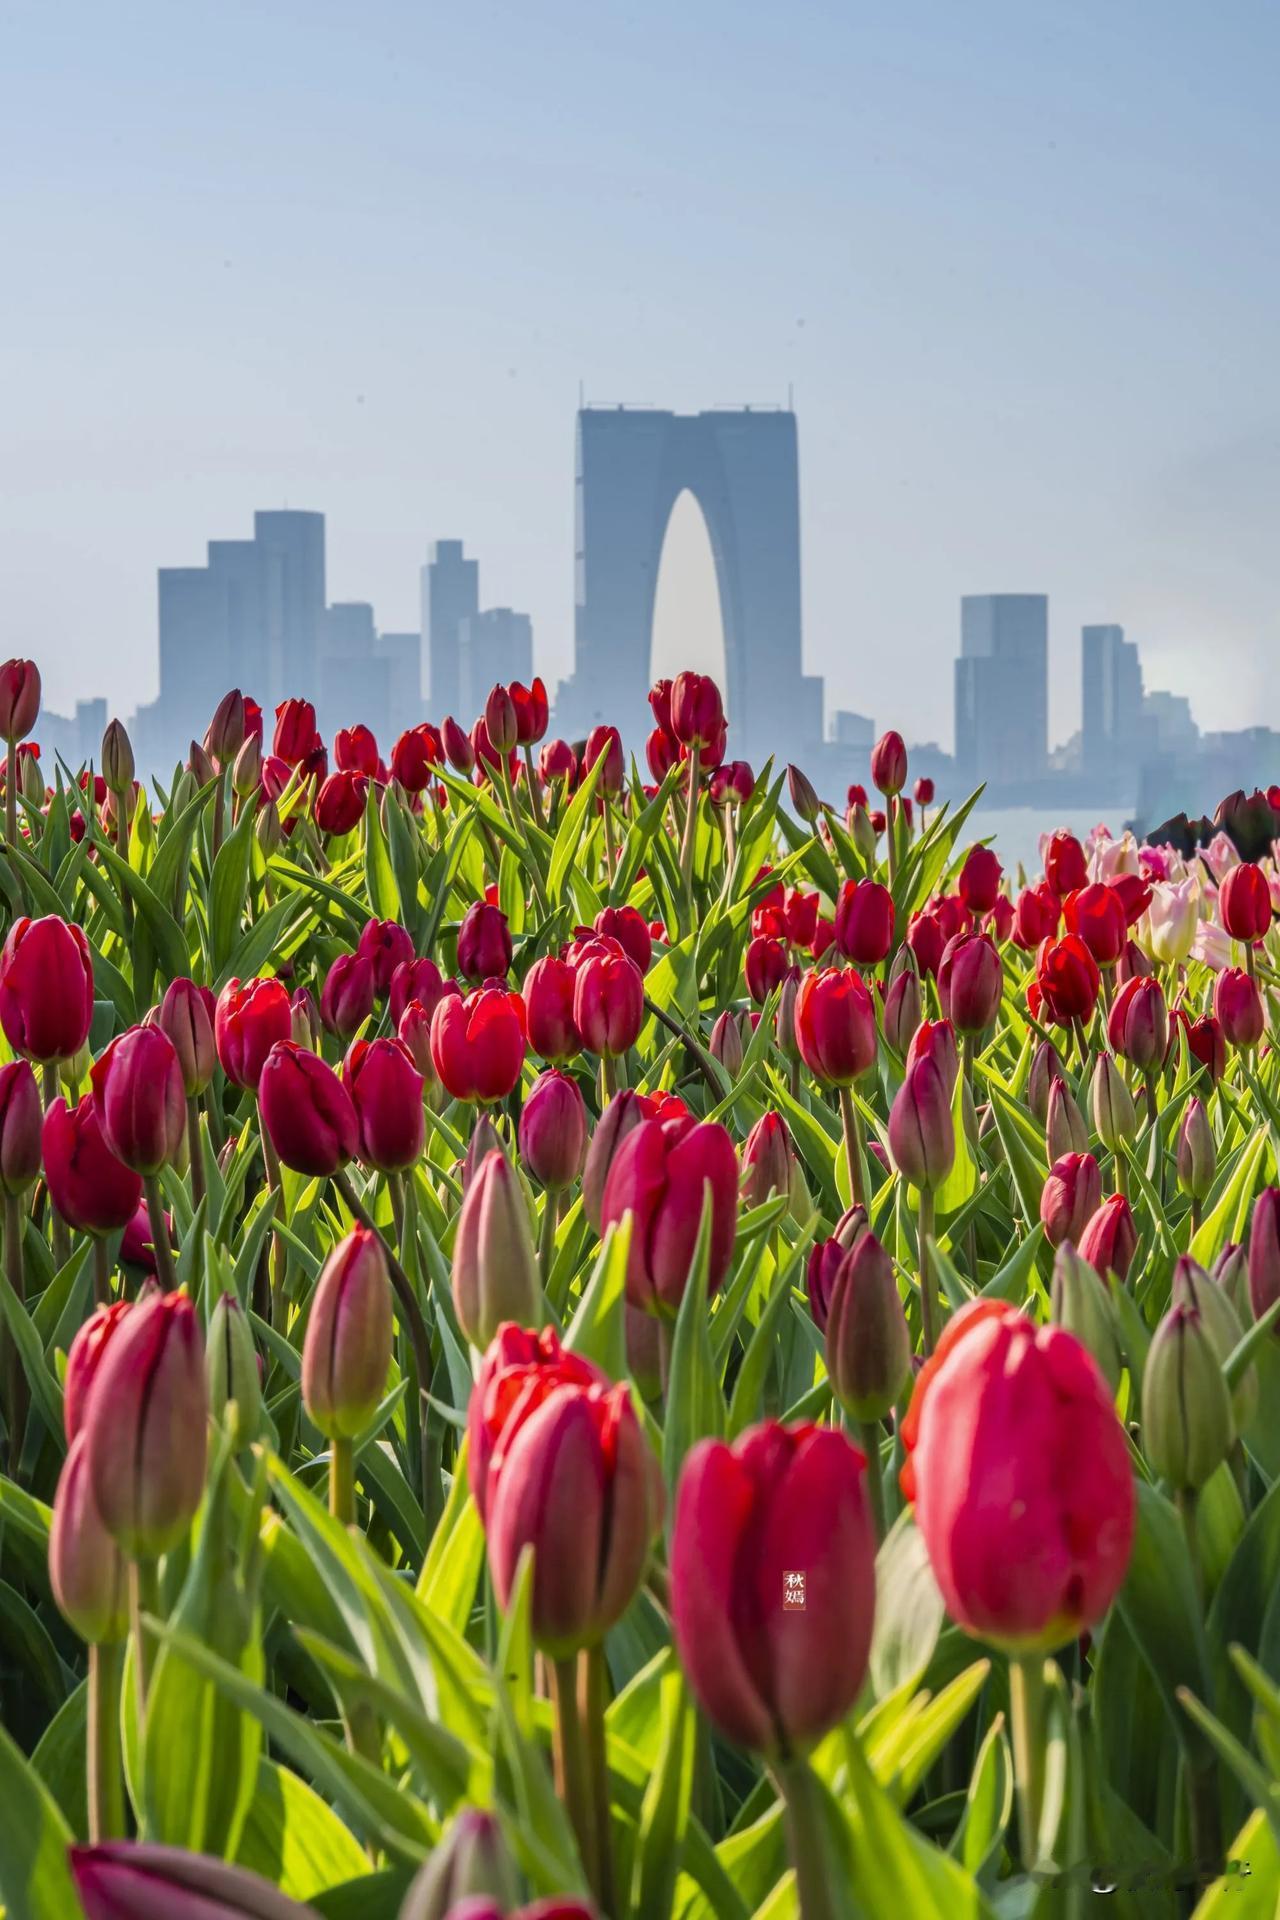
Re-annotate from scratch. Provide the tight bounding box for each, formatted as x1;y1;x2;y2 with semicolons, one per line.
555;407;823;763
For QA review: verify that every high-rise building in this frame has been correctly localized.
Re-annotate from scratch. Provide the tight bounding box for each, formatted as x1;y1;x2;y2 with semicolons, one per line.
954;595;1048;788
828;710;875;751
459;608;533;713
253;511;326;707
421;540;478;715
375;632;423;735
1081;624;1146;773
318;602;389;747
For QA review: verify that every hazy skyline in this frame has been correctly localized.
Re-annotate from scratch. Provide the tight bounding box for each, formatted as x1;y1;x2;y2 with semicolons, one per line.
4;0;1277;752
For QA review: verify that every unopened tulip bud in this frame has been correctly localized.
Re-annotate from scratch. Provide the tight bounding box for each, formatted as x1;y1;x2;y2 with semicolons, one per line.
289;986;319;1048
156;978;217;1096
1172;1256;1256;1430
188;739;217;785
518;1069;587;1190
462;1110;506;1192
1143;1302;1233;1491
883;968;922;1055
626;1301;664;1402
453;1151;541;1348
0;1058;42;1194
1248;1187;1280;1324
1040;1152;1103;1248
255;801;281;856
70;1844;318;1918
49;1434;129;1645
100;719;134;796
1079;1192;1138;1285
1051;1243;1122;1395
302;1228;393;1439
84;1290;208;1558
851;803;878;862
938;932;1003;1036
888;1056;955;1190
0;658;41;740
204;688;247;765
786;763;820;823
21;750;45;806
1176;1097;1217;1203
1045;1076;1089;1160
582;1088;648;1231
825;1232;911;1421
1107;975;1169;1074
1028;1037;1067;1125
871;730;908;798
740;1111;795;1209
231;731;262;799
709;1008;744;1076
775;973;800;1061
399;1809;520;1920
1215;966;1265;1050
1215;1241;1251;1321
484;685;518;756
207;1293;263;1449
1091;1052;1137;1153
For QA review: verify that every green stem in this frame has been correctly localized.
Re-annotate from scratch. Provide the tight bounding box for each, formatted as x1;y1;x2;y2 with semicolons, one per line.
129;1555;160;1731
4;733;15;846
600;1053;619;1104
857;1419;886;1543
4;1191;28;1472
91;1235;111;1308
87;1639;127;1842
918;1187;937;1357
837;1085;866;1209
885;797;898;890
186;1096;205;1210
1177;1487;1203;1611
141;1174;178;1294
538;1189;560;1290
115;798;134;941
679;740;702;928
211;767;226;861
775;1753;840;1920
330;1434;355;1525
602;795;617;888
552;1654;599;1897
261;1125;287;1326
42;1065;71;1270
582;1645;616;1917
523;745;544;826
1008;1653;1048;1870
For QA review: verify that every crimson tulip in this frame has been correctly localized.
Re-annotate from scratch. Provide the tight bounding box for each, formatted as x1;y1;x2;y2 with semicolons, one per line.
357;917;415;995
1216;966;1264;1049
1027;1037;1066;1123
466;1322;608;1519
523;955;581;1061
870;730;907;797
744;935;790;1005
670;671;724;749
594;904;651;975
833;879;894;965
0;657;41;739
1219;861;1272;942
1063;883;1128;966
582;1089;648;1231
215;977;292;1090
334;723;379;776
259;1041;358;1177
583;724;624;795
540;738;577;783
390;955;448;1026
70;1843;318;1918
1040;1151;1103;1248
0;914;94;1062
390;725;441;791
42;1095;143;1235
442;716;475;774
601;1113;739;1313
430;986;526;1103
888;1055;955;1191
958;845;1002;914
670;1420;876;1752
302;1227;393;1439
272;696;320;764
319;952;375;1040
794;967;876;1086
1013;882;1060;950
938;931;1003;1035
49;1432;129;1647
315;770;368;835
345;1036;425;1172
1186;1013;1226;1084
1078;1192;1138;1284
64;1298;133;1443
510;676;549;745
518;1069;587;1189
91;1026;186;1176
1248;1187;1280;1324
573;940;644;1057
484;684;518;755
453;1152;541;1349
883;966;922;1055
906;909;945;978
457;901;513;982
1043;830;1088;897
740;1110;795;1209
1035;933;1100;1027
1107;974;1168;1073
0;1058;41;1194
824;1232;911;1422
156;978;217;1095
84;1290;208;1558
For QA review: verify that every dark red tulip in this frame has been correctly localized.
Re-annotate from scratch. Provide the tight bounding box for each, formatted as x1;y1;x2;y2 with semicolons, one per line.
1043;831;1088;898
91;1026;186;1176
870;730;907;797
883;966;922;1054
1063;884;1128;966
601;1113;739;1313
1078;1192;1138;1284
523;955;581;1061
356;917;415;995
905;1016;959;1089
740;1110;795;1209
582;1089;649;1231
390;955;447;1026
794;966;877;1086
42;1096;143;1235
214;977;292;1090
1215;966;1265;1050
1248;1188;1280;1324
833;879;894;965
1013;883;1060;950
1040;1152;1103;1248
302;1227;393;1438
670;1420;875;1753
1219;862;1273;943
744;935;790;1005
442;716;476;774
466;1323;608;1520
573;941;644;1058
938;931;1003;1035
50;1433;129;1647
583;725;624;796
272;697;320;765
958;845;1002;915
484;684;518;756
1107;975;1168;1073
0;658;41;738
0;1058;42;1194
1186;1014;1227;1084
539;738;577;783
320;952;376;1040
390;725;442;792
519;1069;588;1189
457;902;513;983
345;1036;425;1173
648;679;675;739
315;770;368;835
594;904;652;975
510;676;549;745
914;776;934;806
709;760;754;806
906;909;946;979
334;723;379;776
258;1041;358;1177
670;672;724;750
0;915;95;1063
1035;934;1101;1027
156;978;217;1095
85;1290;208;1557
64;1298;133;1443
888;1056;955;1191
70;1843;318;1919
430;986;527;1103
825;1231;912;1421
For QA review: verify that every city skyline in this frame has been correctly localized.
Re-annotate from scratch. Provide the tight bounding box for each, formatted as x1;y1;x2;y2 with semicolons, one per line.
5;3;1278;754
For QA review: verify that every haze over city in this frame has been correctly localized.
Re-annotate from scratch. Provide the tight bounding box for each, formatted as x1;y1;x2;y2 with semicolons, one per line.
4;0;1278;760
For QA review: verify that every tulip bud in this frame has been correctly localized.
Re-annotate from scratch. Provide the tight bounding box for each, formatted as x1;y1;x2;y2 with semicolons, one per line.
49;1434;129;1645
452;1151;542;1347
888;1056;955;1191
871;730;908;798
1028;1038;1067;1125
20;749;45;807
1172;1255;1256;1429
938;932;1003;1036
399;1809;520;1920
883;967;922;1056
626;1302;664;1403
188;738;217;785
518;1069;587;1190
0;1058;42;1194
582;1089;648;1231
1078;1192;1138;1285
825;1233;911;1421
1040;1152;1103;1248
320;951;376;1040
1176;1097;1217;1203
1107;975;1169;1074
462;1110;506;1193
786;763;820;823
90;1025;187;1176
774;972;801;1059
70;1844;319;1918
0;658;41;739
289;986;319;1048
258;1041;358;1178
100;719;135;796
1216;966;1265;1050
1045;1076;1089;1160
1249;1187;1280;1324
848;803;877;862
156;977;217;1096
255;799;282;856
230;728;262;801
1091;1052;1137;1153
302;1228;394;1439
1212;1240;1248;1320
1050;1243;1122;1395
1143;1302;1234;1491
84;1290;209;1558
204;688;247;765
207;1293;263;1449
709;1008;744;1076
740;1110;795;1209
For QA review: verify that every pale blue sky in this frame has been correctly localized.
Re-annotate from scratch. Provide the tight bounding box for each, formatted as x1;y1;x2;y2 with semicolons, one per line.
3;0;1277;750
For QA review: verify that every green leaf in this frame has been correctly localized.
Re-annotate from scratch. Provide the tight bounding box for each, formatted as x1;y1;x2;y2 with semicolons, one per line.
235;1758;370;1902
631;1672;696;1920
549;743;609;904
869;1512;947;1700
0;1722;79;1920
1191;1127;1269;1269
1115;1481;1214;1762
363;799;400;922
208;805;256;975
565;1216;631;1382
662;1189;725;1508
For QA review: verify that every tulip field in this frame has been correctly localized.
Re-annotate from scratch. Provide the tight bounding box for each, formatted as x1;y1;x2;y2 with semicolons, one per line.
7;659;1280;1920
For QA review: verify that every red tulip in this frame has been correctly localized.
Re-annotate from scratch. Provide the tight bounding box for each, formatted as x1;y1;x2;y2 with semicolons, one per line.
430;986;527;1103
84;1290;208;1557
594;904;651;975
523;955;581;1061
833;879;894;966
808;1223;870;1334
484;684;518;755
1035;934;1101;1027
1186;1013;1226;1084
1215;966;1265;1049
70;1843;318;1918
315;770;368;835
906;909;946;979
601;1113;739;1313
389;955;447;1026
1063;883;1128;966
906;1302;1134;1650
670;1421;876;1752
1040;1151;1103;1248
518;1069;587;1190
709;760;754;806
740;1110;795;1209
583;725;624;796
50;1431;129;1647
156;978;217;1096
272;697;320;764
794;966;877;1086
1013;883;1060;950
744;935;790;1005
91;1026;186;1176
905;1015;959;1088
391;725;442;792
888;1055;955;1191
883;966;923;1055
345;1036;425;1173
0;658;41;739
825;1231;912;1420
457;902;513;983
0;1058;41;1194
1107;974;1168;1073
334;723;379;776
1028;1037;1066;1123
870;730;907;797
1043;831;1088;898
214;977;292;1090
452;1152;541;1349
64;1298;133;1444
302;1227;393;1438
572;941;644;1058
0;914;94;1063
442;716;475;774
484;1375;661;1654
357;917;415;995
1248;1188;1280;1323
958;845;1002;914
510;676;549;745
319;951;376;1040
582;1089;649;1231
42;1096;143;1235
258;1041;358;1177
938;931;1002;1035
668;671;723;751
466;1323;607;1520
540;738;577;783
914;776;935;805
1078;1192;1138;1284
